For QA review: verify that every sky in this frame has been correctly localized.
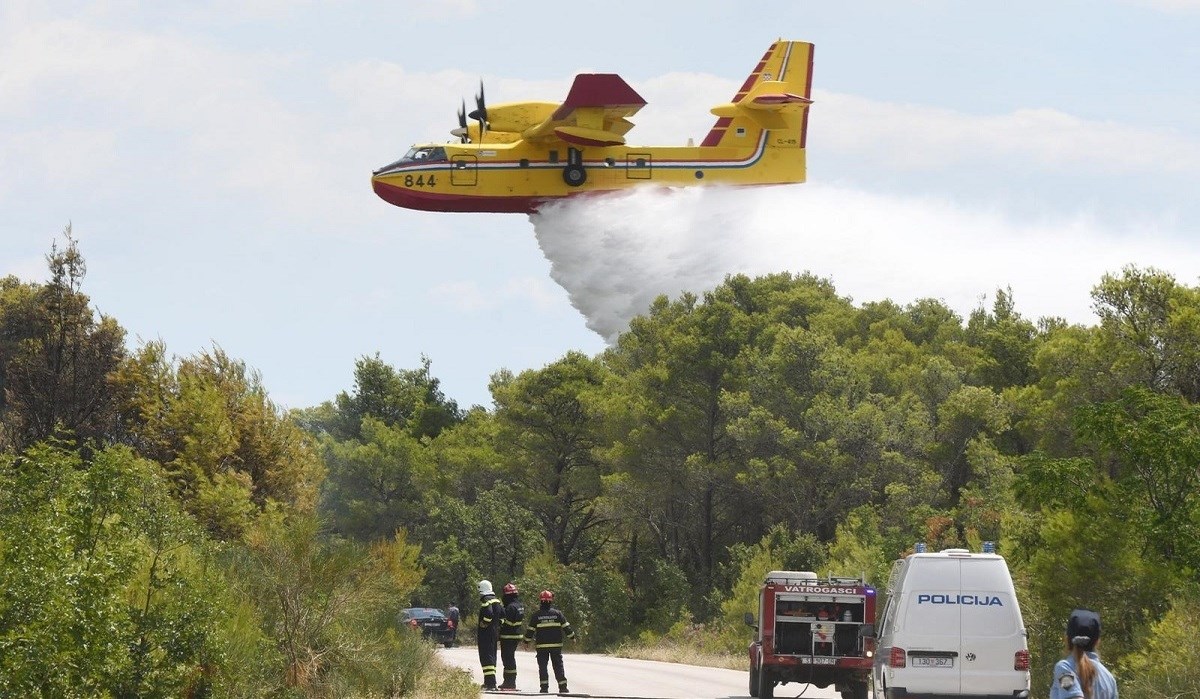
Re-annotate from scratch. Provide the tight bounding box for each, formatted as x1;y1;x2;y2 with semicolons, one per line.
2;1;1198;411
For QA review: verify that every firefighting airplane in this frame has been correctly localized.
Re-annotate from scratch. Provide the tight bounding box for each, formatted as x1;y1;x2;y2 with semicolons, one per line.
371;39;814;214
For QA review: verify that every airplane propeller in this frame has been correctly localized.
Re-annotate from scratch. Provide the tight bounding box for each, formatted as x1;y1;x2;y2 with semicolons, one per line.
467;80;488;140
454;99;469;143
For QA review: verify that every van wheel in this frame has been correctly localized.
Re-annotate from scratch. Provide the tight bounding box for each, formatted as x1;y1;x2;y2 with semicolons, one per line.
841;682;869;699
759;669;774;699
749;664;760;697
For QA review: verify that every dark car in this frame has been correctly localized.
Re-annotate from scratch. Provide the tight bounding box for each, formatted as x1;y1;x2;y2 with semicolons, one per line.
399;607;456;647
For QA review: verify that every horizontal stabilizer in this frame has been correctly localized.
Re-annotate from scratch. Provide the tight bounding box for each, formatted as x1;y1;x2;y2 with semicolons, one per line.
747;92;812;107
709;103;788;129
709;80;812;130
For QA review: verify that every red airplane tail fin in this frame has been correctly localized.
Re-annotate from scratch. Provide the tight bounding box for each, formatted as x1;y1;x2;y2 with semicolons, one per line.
702;40;814;149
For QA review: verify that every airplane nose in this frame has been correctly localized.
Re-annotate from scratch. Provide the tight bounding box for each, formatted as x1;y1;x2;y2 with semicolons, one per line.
372;176;406;207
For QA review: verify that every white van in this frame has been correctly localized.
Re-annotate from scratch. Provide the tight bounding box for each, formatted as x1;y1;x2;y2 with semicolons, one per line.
871;545;1029;699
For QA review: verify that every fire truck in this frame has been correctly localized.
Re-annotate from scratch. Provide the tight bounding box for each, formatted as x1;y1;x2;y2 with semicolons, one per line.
746;570;877;699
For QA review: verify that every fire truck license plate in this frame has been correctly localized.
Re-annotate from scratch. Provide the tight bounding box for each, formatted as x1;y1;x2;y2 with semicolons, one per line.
801;657;837;665
911;657;954;668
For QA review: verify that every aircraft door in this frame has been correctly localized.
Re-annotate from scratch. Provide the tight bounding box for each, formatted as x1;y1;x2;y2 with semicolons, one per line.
451;155;477;186
626;153;652;180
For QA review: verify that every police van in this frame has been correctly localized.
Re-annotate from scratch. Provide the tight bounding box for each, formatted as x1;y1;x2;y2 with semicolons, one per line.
870;543;1029;699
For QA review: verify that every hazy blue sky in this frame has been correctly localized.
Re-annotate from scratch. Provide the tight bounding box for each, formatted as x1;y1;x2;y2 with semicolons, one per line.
3;0;1198;409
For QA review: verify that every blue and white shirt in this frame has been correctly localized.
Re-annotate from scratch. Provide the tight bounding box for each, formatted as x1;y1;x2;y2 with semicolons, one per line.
1051;652;1118;699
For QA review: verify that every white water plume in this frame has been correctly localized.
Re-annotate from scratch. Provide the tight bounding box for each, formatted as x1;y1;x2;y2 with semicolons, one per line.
530;184;1196;344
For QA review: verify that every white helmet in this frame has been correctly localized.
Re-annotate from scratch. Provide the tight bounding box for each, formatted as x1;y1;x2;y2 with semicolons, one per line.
478;579;493;595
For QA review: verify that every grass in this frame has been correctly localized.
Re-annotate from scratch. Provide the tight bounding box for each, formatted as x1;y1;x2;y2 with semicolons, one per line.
409;656;479;699
611;640;746;671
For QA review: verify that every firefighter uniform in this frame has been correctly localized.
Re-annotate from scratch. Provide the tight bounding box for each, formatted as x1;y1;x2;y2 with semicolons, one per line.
477;582;504;690
499;592;525;689
523;596;576;694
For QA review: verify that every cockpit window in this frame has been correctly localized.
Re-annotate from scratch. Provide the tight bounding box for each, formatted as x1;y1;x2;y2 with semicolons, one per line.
404;147;446;163
373;146;448;175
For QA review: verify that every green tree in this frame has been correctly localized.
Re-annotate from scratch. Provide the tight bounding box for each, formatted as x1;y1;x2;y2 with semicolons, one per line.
112;343;323;539
0;443;234;697
1023;494;1174;688
233;511;423;693
603;281;757;606
0;227;126;451
965;288;1040;391
1092;265;1200;400
315;354;463;441
320;416;436;540
1120;587;1200;699
411;492;540;606
1076;387;1200;567
491;352;611;565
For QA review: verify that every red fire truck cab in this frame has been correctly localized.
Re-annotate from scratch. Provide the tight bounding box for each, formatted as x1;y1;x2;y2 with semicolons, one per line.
746;570;877;699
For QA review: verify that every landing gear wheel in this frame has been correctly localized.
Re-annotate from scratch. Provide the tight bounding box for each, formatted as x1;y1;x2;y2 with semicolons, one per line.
749;664;760;697
562;164;587;187
758;669;774;699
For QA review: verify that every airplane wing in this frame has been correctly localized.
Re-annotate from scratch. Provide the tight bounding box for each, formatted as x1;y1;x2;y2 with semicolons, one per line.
522;74;647;147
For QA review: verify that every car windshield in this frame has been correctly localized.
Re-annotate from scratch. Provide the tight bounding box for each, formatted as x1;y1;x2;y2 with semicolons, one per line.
403;608;446;620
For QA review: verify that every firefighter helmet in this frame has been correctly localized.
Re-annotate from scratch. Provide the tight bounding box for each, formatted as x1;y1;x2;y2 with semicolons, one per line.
503;582;519;595
478;579;493;595
539;590;554;603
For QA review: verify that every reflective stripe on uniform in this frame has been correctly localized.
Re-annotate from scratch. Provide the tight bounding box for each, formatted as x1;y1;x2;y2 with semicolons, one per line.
480;599;497;627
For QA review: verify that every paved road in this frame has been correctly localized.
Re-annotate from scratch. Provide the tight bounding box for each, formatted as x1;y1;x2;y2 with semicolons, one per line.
439;646;842;699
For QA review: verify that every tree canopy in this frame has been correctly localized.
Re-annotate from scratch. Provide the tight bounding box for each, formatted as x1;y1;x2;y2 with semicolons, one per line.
2;234;1197;697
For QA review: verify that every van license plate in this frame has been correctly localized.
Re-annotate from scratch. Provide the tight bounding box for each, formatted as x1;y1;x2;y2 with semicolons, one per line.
801;657;837;665
911;657;954;668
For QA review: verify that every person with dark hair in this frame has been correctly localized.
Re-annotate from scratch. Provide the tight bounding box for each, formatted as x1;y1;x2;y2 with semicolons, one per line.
523;590;576;694
1051;608;1118;699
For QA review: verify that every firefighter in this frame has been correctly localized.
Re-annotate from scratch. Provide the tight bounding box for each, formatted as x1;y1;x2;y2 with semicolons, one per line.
523;589;576;694
477;579;504;690
498;582;525;690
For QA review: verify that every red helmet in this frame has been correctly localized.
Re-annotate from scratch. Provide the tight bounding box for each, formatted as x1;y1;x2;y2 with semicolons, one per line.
503;583;519;595
539;590;554;602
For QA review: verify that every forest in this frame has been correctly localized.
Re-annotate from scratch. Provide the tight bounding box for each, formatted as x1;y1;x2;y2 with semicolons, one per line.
1;228;1197;698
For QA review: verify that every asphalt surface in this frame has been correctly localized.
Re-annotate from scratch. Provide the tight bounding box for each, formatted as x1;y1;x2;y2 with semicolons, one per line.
438;646;843;699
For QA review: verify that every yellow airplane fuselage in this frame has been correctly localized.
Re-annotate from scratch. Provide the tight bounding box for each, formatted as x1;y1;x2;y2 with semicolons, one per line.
370;135;806;214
